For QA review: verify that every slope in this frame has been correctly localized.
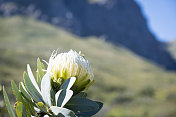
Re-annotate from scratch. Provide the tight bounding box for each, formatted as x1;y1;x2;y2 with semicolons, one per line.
0;16;176;117
0;0;176;70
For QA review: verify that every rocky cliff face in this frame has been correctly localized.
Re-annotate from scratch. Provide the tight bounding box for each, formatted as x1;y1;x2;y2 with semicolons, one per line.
0;0;176;70
168;40;176;60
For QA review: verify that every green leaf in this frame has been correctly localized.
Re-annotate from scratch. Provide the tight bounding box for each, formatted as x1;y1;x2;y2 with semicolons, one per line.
20;83;38;115
3;86;16;117
41;73;52;106
11;81;32;116
55;89;73;107
27;64;41;93
72;102;103;117
50;88;56;106
37;58;45;87
23;72;44;103
37;102;48;113
77;101;103;117
11;81;23;102
14;102;23;117
27;103;37;116
60;77;76;90
49;106;75;117
74;92;87;98
22;105;27;117
65;97;99;115
19;82;34;104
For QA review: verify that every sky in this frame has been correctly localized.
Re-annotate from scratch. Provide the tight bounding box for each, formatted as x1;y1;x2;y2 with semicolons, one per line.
135;0;176;42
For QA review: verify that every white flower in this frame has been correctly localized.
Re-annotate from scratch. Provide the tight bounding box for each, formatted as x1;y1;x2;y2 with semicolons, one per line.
47;50;94;92
20;50;95;116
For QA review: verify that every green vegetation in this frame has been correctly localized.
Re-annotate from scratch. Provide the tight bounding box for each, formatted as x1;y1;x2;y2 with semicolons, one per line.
0;16;176;117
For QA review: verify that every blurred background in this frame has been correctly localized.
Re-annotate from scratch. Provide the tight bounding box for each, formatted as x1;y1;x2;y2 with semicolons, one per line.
0;0;176;116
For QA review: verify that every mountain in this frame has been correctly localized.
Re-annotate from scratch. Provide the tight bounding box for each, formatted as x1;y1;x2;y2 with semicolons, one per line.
1;16;176;117
0;0;176;70
168;40;176;60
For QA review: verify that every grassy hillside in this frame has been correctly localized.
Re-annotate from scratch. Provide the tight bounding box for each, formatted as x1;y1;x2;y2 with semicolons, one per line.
0;16;176;117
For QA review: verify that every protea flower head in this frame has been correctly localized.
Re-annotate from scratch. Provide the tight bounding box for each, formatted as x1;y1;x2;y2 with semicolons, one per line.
46;50;94;93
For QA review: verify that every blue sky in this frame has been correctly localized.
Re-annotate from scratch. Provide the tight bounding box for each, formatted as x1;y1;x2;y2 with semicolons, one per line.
135;0;176;42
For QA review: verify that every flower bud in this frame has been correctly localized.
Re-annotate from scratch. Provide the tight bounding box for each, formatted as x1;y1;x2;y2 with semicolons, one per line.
47;50;94;93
